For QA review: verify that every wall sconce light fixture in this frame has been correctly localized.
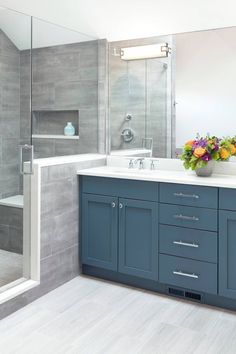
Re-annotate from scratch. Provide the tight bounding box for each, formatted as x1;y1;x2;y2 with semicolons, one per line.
120;43;171;60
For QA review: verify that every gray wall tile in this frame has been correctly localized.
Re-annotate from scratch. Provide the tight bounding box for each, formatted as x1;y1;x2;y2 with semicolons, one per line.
0;205;23;254
26;41;101;158
0;31;21;198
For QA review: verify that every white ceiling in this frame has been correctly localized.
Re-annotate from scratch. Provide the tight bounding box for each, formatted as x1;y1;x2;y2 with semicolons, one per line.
0;0;236;43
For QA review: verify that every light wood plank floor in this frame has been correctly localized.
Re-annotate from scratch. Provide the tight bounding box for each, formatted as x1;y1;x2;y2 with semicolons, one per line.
0;250;22;288
1;275;236;354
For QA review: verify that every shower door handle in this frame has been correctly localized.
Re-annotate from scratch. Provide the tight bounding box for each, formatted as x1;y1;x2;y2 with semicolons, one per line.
19;144;34;175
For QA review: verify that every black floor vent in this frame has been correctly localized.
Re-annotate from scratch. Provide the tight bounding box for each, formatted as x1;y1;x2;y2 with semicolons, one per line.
168;287;184;297
168;288;202;302
185;291;201;301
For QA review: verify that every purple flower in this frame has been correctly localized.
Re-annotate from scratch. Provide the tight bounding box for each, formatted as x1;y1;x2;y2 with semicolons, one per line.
201;153;212;161
193;139;207;148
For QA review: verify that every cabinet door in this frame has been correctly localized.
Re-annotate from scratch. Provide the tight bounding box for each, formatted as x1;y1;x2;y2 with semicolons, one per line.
119;198;158;280
219;210;236;299
82;194;118;271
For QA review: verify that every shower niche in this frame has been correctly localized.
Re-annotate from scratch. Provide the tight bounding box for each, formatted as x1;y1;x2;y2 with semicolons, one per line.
32;110;79;139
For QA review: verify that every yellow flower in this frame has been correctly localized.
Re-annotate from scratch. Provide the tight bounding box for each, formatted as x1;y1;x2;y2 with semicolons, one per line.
220;147;230;160
193;147;206;158
230;144;236;155
185;140;194;147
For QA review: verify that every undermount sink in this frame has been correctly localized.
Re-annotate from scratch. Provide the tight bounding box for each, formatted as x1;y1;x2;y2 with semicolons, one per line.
105;167;160;174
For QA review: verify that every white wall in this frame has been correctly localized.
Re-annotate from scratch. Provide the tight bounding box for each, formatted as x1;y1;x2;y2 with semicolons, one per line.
0;7;94;50
175;27;236;147
0;0;236;41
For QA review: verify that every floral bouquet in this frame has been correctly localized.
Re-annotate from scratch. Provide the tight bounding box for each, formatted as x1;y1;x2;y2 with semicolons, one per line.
181;135;221;171
226;136;236;157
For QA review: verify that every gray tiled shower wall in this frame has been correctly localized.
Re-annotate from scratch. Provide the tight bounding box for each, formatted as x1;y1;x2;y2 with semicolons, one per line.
20;40;101;158
109;36;174;157
0;205;23;254
0;30;21;199
1;32;102;197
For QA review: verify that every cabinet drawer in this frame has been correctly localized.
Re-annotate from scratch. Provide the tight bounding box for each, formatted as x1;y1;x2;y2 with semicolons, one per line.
159;225;217;263
219;188;236;211
82;176;158;201
159;204;217;231
160;183;218;209
159;254;217;294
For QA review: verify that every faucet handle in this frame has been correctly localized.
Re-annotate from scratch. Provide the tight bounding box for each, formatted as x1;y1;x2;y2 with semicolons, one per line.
128;158;134;169
134;158;145;169
150;159;158;170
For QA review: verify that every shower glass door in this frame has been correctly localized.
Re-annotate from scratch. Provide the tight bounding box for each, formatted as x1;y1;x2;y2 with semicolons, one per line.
0;7;32;291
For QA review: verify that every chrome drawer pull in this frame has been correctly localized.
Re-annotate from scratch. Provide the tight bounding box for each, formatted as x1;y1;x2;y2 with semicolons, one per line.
173;192;199;199
173;240;199;248
111;202;116;208
174;214;199;221
173;270;199;279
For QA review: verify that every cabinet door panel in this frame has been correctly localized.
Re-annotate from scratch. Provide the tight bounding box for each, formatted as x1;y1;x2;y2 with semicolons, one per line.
119;199;158;280
82;194;118;270
219;210;236;299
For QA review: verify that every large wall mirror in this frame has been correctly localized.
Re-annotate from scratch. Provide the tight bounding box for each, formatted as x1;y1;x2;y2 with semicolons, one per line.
108;26;236;158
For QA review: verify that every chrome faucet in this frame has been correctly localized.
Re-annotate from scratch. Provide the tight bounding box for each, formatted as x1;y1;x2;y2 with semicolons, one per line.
135;158;145;169
150;159;158;170
128;158;134;169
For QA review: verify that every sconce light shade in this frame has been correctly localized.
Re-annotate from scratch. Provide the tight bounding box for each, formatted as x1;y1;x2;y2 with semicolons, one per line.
120;43;170;60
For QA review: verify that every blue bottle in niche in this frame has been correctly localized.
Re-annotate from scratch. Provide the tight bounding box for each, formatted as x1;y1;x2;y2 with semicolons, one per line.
64;122;75;136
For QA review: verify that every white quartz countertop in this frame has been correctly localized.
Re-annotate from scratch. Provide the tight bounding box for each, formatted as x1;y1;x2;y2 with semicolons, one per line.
77;165;236;189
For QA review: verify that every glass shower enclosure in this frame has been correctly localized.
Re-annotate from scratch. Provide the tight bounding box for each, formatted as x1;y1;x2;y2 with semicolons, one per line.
0;7;32;291
0;6;100;295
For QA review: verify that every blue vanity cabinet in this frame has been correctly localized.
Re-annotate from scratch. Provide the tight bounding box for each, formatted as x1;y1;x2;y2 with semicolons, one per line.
219;190;236;299
159;182;218;295
81;176;159;280
80;177;236;310
118;198;158;280
81;194;118;271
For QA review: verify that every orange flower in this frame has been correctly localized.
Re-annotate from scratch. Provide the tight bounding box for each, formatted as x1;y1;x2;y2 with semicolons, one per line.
185;140;194;147
230;144;236;155
193;147;206;158
220;148;230;160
